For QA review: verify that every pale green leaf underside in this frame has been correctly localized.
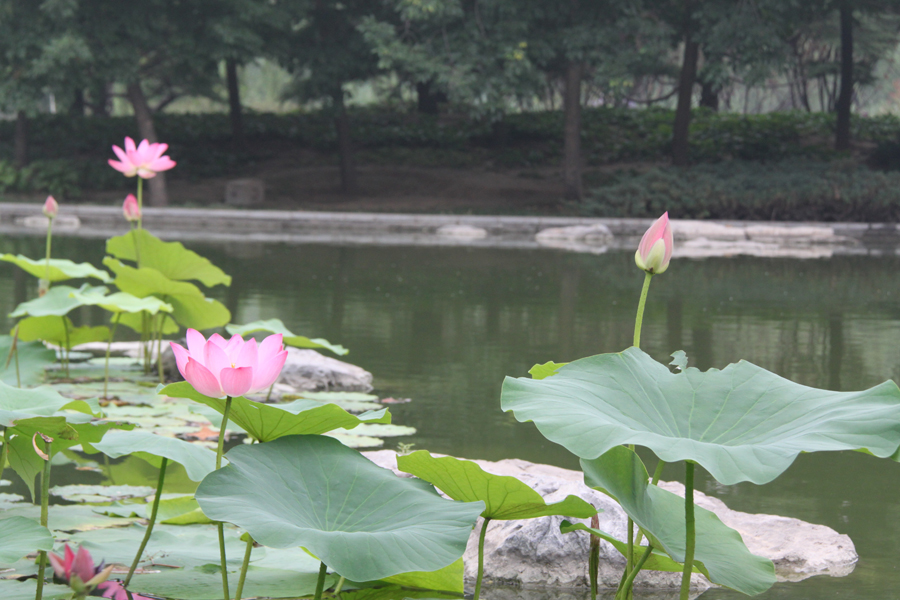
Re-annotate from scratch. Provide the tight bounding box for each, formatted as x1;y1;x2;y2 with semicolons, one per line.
581;446;775;595
0;255;111;283
226;319;348;355
196;435;485;582
502;347;900;485
0;517;54;563
398;450;596;520
9;285;107;318
69;289;174;315
88;429;218;481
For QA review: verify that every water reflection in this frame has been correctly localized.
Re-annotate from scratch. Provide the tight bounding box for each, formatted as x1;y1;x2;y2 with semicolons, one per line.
1;236;899;598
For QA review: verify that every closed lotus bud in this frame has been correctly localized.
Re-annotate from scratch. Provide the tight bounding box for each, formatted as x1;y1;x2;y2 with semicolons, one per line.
634;212;674;275
122;194;141;222
42;196;59;219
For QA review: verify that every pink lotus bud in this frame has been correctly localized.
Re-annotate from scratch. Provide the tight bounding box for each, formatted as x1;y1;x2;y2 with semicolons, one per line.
122;194;141;222
42;196;59;218
634;212;673;275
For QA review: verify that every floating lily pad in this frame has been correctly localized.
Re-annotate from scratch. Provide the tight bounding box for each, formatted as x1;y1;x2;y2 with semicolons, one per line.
0;580;72;600
226;319;348;355
0;255;111;283
398;451;596;521
340;424;416;438
50;484;155;503
289;391;382;413
0;517;54;563
89;429;219;482
2;504;138;532
102;495;212;525
502;347;900;485
131;565;327;600
324;431;384;448
0;494;25;508
0;380;100;426
196;435;485;582
106;229;232;288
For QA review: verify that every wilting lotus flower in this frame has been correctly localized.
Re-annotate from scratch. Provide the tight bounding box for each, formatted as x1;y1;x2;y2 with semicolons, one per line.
634;212;674;275
122;194;141;222
108;136;176;179
170;329;288;398
42;195;58;218
48;544;150;600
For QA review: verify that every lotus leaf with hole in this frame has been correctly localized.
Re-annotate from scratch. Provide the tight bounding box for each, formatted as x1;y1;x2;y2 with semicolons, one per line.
195;435;485;582
502;347;900;485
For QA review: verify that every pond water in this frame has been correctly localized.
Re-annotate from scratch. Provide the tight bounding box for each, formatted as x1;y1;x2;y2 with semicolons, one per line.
2;234;899;599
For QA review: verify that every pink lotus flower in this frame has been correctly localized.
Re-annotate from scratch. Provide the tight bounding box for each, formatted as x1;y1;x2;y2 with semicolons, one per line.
108;136;176;179
122;194;141;222
42;196;58;218
634;212;674;275
48;544;151;600
170;329;288;398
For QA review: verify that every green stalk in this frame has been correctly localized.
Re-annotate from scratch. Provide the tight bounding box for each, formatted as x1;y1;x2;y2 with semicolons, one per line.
313;562;328;600
234;535;254;600
62;316;70;379
35;437;51;600
679;462;696;600
104;313;122;399
589;515;599;600
137;178;143;230
616;544;654;600
216;396;233;600
473;516;491;600
124;457;168;586
156;314;165;384
333;576;346;595
4;324;20;388
131;223;142;267
633;272;652;348
44;217;53;290
0;427;7;478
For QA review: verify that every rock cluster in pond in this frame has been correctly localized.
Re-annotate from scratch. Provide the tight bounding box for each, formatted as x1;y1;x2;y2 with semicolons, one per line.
364;451;857;594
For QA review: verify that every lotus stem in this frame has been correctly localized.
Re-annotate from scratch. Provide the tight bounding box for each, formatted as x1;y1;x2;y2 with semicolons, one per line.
124;457;167;586
216;396;233;600
474;516;491;600
679;462;696;600
61;316;70;378
589;514;599;600
131;223;142;267
0;427;7;477
616;544;654;600
333;576;346;595
137;178;143;230
633;272;652;348
156;314;165;384
266;382;274;402
104;313;122;399
44;217;53;290
235;535;254;600
5;324;20;388
35;437;51;600
313;561;328;600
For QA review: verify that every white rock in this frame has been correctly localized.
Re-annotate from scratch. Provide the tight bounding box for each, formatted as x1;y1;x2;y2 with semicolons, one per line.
17;214;81;231
436;224;489;239
364;451;856;592
535;225;612;254
277;347;373;393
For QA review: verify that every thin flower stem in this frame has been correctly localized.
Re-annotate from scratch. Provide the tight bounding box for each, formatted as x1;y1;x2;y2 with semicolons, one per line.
44;218;53;289
589;514;599;600
62;316;70;379
131;223;142;267
234;536;254;600
104;313;122;399
216;396;233;600
473;516;491;600
137;178;143;230
35;438;51;600
679;462;696;600
625;517;634;584
616;544;654;600
156;314;165;384
0;428;7;478
124;457;168;586
333;576;346;595
633;272;653;348
313;561;328;600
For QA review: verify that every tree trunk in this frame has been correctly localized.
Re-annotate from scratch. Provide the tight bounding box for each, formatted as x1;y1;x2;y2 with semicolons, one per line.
333;94;357;194
672;38;700;166
127;82;168;207
699;80;719;111
90;83;110;117
226;58;244;146
563;61;584;201
416;81;446;115
13;111;28;168
72;90;85;116
835;1;853;151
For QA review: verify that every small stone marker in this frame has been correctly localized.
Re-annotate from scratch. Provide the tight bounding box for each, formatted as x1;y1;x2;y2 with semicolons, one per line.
224;178;265;206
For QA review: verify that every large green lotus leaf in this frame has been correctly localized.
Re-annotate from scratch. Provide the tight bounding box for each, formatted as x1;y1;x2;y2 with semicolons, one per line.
226;319;348;356
88;429;218;481
0;380;100;426
0;580;71;600
559;521;687;573
398;451;597;521
49;484;153;503
160;382;391;442
106;229;232;287
69;288;174;315
0;517;54;563
196;435;485;582
8;420;132;499
0;336;56;386
16;316;109;350
103;259;230;331
379;558;464;593
0;254;111;283
117;310;180;335
9;285;107;318
501;347;900;485
581;446;775;595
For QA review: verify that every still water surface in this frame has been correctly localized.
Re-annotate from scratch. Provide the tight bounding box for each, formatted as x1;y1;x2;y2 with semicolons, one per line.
2;234;899;599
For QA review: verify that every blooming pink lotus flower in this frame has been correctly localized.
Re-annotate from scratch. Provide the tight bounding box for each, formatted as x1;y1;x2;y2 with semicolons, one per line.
170;329;288;398
108;136;176;179
122;194;141;222
634;212;674;275
42;196;58;218
48;544;151;600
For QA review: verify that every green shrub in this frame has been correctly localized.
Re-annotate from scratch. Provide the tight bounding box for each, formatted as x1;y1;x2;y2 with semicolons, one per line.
581;159;900;222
